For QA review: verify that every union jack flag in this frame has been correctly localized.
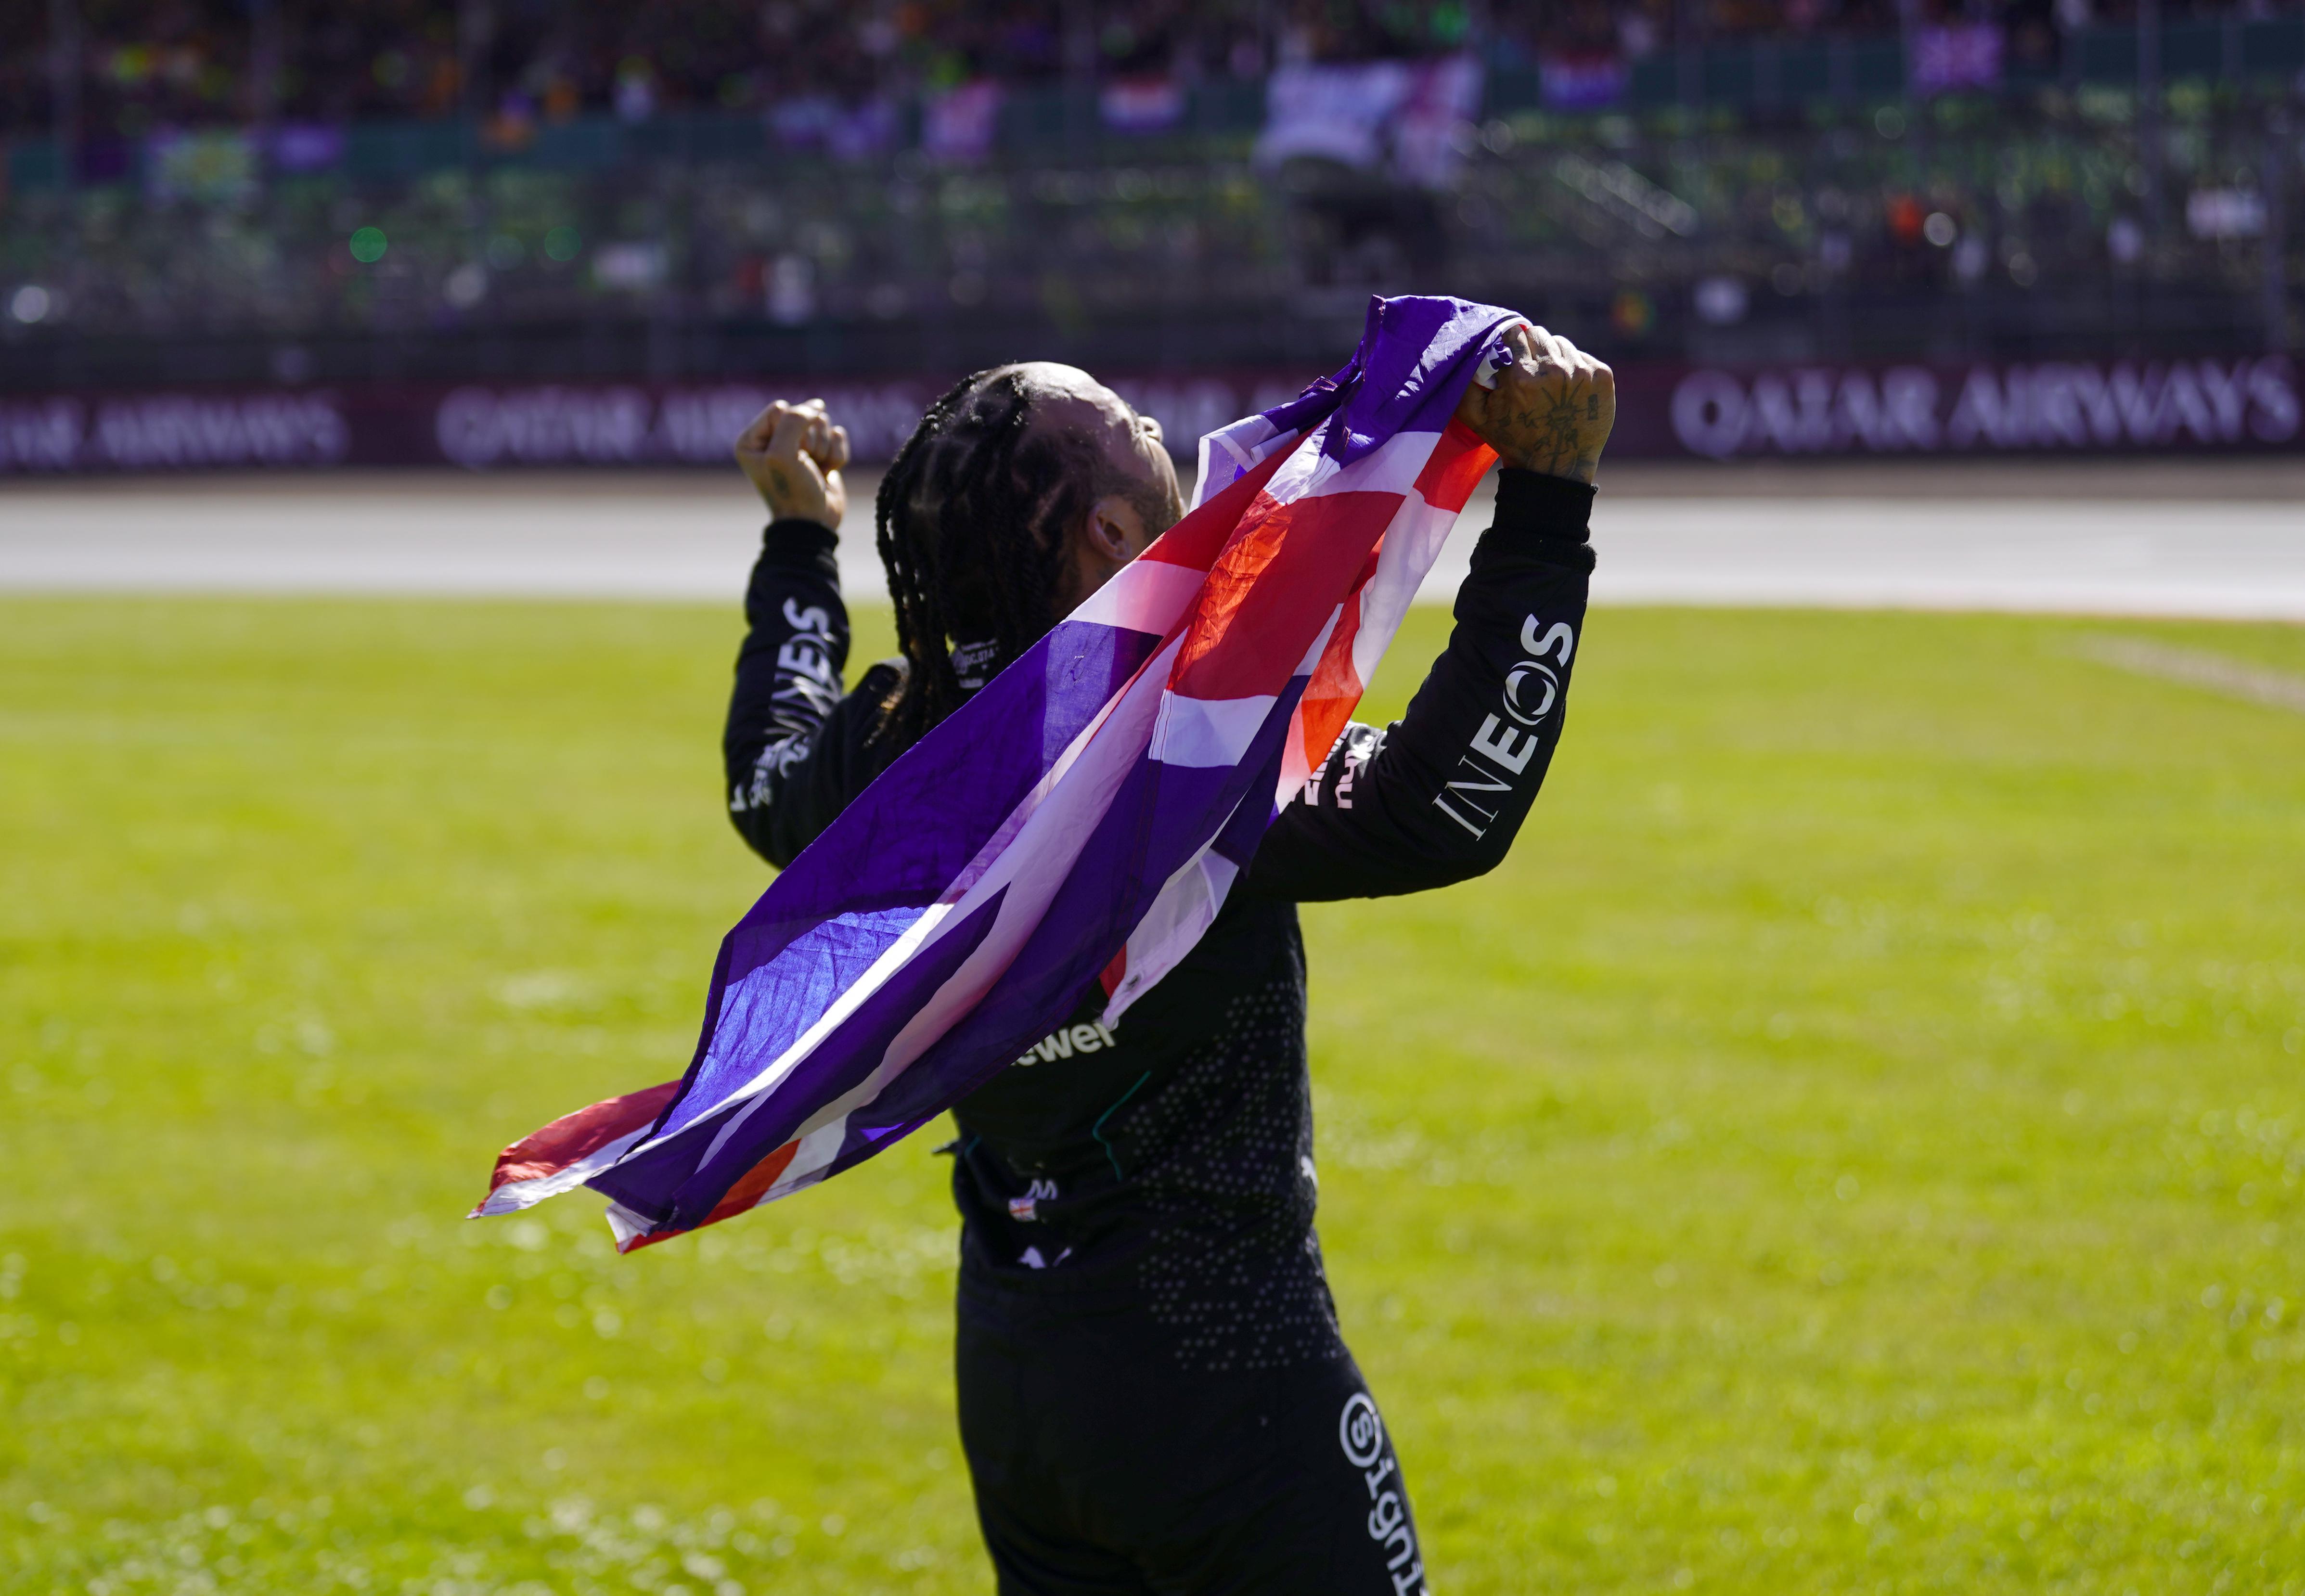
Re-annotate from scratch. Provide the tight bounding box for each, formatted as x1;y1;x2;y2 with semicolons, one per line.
474;294;1521;1249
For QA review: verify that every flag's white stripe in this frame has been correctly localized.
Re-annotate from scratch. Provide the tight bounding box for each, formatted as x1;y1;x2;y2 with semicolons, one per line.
1147;690;1279;769
1112;613;1343;1015
942;621;1185;904
771;1117;849;1195
607;1110;838;1244
1268;494;1460;805
1317;429;1448;502
473;1123;655;1214
1192;416;1290;507
1350;496;1462;689
1273;605;1349;793
604;1202;652;1248
1262;428;1443;512
1069;555;1208;636
1293;603;1345;678
1260;427;1333;506
1107;840;1243;1021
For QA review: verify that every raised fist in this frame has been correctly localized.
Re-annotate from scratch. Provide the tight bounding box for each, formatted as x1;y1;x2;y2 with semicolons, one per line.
735;397;851;529
1455;325;1616;486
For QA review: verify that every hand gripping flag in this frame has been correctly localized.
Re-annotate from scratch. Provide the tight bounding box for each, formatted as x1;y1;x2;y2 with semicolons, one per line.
474;294;1523;1250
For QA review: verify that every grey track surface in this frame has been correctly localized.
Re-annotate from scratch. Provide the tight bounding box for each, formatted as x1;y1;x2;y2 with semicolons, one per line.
3;459;2300;618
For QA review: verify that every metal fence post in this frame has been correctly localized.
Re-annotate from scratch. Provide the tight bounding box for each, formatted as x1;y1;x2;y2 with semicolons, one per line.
2268;107;2293;354
2138;0;2162;238
1677;0;1700;111
47;0;78;190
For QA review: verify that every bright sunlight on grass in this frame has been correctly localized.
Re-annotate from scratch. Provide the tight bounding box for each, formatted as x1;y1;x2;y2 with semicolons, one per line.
4;597;2302;1595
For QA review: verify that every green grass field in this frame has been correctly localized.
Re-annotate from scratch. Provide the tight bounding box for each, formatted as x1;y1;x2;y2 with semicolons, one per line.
4;595;2302;1596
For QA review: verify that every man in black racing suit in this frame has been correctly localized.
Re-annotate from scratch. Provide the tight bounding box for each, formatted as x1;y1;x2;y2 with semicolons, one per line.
719;325;1613;1596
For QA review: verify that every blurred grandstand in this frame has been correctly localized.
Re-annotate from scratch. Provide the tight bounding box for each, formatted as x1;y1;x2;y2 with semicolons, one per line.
0;1;2297;436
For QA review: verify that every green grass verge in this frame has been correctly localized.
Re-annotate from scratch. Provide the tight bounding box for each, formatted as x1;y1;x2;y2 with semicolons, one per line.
2;596;2301;1596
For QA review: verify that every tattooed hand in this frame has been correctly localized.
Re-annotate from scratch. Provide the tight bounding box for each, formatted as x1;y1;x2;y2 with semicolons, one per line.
735;397;851;529
1455;324;1616;485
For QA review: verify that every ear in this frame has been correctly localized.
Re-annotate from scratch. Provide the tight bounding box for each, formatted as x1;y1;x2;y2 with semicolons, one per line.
1082;495;1146;564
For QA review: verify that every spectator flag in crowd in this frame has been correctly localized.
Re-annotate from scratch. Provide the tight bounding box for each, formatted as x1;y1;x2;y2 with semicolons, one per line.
1256;55;1482;188
472;294;1519;1250
1910;22;2005;95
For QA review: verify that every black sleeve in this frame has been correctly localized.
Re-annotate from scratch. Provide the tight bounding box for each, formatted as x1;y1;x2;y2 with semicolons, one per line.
724;518;864;869
1240;469;1596;902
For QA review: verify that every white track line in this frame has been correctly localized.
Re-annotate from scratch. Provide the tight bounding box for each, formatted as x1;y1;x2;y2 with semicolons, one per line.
2073;636;2305;715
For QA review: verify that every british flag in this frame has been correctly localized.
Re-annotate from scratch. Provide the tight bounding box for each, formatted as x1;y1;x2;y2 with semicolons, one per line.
474;294;1521;1249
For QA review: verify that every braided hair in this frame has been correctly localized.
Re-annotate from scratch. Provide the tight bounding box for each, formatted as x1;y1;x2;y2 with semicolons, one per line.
873;366;1140;749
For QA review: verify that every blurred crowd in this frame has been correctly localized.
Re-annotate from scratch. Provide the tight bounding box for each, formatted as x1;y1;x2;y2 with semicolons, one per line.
0;82;2291;371
1;0;2296;142
0;1;2294;379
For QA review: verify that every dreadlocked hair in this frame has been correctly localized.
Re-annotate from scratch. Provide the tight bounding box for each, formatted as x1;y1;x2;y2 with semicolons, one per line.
873;366;1131;751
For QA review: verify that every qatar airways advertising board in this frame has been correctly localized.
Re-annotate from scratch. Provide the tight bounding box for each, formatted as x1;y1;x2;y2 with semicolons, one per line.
0;355;2296;475
1634;356;2301;460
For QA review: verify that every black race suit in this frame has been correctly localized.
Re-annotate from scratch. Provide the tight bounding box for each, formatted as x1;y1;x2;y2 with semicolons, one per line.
722;469;1595;1596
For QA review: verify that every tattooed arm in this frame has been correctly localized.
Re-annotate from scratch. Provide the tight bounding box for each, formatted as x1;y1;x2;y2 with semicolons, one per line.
1454;324;1616;485
1237;324;1611;900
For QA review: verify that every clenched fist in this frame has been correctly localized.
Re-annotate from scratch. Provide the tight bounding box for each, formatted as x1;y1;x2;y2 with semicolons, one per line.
735;397;851;529
1455;324;1616;485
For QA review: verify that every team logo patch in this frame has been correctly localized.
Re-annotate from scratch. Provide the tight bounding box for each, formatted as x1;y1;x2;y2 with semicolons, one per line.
1341;1391;1427;1595
1339;1391;1386;1467
1011;1020;1118;1069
